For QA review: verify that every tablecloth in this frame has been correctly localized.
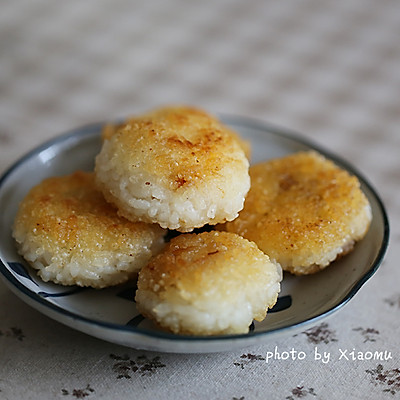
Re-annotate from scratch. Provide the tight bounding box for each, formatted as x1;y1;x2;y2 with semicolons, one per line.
0;1;398;399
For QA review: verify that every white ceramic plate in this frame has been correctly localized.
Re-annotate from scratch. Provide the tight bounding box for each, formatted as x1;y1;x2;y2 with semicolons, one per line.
0;115;389;353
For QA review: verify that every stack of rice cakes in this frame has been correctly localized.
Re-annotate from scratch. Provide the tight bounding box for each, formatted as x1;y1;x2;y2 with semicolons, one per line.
13;106;371;336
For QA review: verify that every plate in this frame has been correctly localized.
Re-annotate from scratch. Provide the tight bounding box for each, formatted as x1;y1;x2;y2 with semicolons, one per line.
0;115;389;353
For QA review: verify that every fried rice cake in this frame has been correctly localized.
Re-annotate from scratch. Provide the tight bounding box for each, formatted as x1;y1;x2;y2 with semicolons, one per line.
95;106;250;232
12;171;165;288
135;231;282;335
220;151;372;275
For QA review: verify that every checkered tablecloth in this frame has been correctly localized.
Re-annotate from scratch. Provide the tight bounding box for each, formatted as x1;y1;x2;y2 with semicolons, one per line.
1;1;399;399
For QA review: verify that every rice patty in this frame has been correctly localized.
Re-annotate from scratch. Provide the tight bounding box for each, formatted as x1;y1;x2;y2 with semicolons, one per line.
220;151;372;275
13;171;165;288
135;231;282;335
95;106;250;232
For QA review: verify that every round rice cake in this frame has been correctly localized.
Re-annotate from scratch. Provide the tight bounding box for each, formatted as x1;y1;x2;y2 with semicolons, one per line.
220;151;372;275
135;230;282;335
12;171;166;288
95;106;250;232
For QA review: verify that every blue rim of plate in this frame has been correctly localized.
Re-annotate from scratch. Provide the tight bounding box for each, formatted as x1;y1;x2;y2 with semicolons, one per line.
0;114;390;345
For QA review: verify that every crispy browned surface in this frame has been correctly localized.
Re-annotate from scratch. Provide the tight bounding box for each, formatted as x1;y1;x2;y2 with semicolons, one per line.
220;151;371;273
138;231;270;298
102;106;250;190
14;171;164;253
103;106;251;157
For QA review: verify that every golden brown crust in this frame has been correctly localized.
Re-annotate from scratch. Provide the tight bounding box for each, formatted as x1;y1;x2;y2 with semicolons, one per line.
111;106;246;191
220;151;371;274
138;231;271;298
14;171;164;255
102;106;251;162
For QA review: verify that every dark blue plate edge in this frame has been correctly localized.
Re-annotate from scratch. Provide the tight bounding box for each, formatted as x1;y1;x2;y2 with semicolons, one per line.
0;115;390;345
